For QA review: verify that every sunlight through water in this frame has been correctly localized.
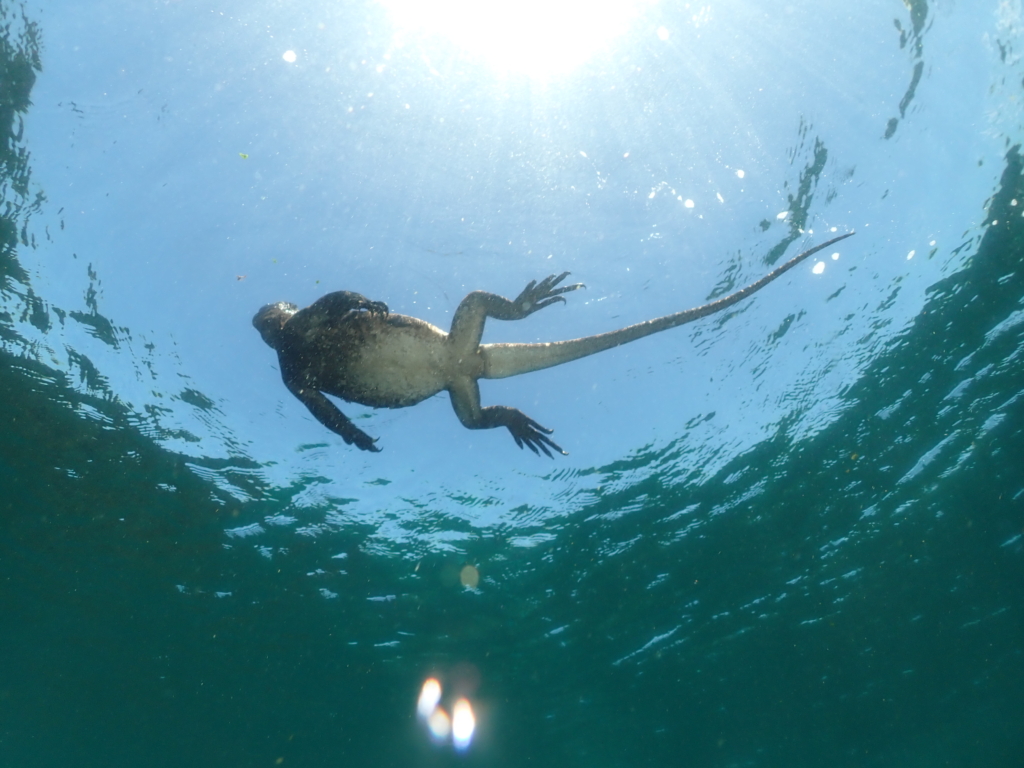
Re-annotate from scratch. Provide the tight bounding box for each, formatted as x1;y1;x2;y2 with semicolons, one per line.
377;0;658;78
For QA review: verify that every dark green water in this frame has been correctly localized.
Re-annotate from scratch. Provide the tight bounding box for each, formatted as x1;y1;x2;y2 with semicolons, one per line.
2;4;1023;768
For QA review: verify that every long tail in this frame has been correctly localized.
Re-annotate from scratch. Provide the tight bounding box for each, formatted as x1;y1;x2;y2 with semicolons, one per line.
480;232;854;380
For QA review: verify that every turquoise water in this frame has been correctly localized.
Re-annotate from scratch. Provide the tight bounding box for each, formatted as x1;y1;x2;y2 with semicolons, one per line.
2;1;1022;766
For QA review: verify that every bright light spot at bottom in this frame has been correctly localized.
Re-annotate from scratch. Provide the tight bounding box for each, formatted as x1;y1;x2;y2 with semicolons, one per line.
452;698;476;750
417;673;478;751
812;261;825;275
428;709;452;741
418;678;442;718
378;0;656;78
282;50;297;63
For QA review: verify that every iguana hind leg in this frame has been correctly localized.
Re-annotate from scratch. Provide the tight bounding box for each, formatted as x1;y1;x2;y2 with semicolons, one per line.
447;272;583;360
447;376;567;457
444;273;580;454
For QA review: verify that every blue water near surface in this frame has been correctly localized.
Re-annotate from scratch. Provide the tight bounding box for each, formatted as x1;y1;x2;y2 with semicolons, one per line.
1;1;1022;766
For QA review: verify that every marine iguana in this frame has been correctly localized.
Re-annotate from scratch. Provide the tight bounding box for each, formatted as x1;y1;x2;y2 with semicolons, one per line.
253;232;853;456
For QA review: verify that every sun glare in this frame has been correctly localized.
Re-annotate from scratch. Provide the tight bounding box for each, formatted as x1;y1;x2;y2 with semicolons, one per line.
378;0;656;79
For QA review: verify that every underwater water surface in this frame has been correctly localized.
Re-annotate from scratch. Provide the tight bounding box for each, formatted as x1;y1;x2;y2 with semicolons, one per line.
1;1;1022;766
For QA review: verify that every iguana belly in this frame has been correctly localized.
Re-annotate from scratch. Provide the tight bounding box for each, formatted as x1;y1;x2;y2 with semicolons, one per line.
319;313;451;408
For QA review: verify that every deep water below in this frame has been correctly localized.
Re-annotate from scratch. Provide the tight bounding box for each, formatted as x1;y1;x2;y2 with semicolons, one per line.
3;158;1022;767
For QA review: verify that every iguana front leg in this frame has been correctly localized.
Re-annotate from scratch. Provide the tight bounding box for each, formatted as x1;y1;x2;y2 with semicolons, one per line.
305;290;388;321
285;377;381;452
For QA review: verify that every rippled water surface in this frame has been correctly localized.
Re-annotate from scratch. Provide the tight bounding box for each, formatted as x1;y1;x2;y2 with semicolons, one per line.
2;1;1022;766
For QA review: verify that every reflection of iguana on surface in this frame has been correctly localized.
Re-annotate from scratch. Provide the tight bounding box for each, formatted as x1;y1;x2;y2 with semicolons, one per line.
253;232;854;457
